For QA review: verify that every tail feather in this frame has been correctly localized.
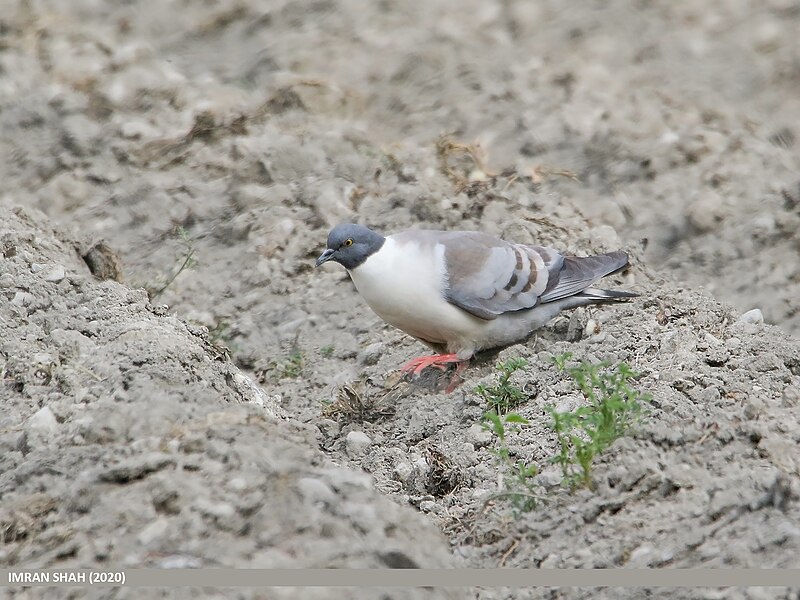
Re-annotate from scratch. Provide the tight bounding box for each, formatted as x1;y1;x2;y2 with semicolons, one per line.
575;286;639;301
540;251;631;303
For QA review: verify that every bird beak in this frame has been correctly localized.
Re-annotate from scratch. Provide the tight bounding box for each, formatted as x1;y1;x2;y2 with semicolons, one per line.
315;248;335;267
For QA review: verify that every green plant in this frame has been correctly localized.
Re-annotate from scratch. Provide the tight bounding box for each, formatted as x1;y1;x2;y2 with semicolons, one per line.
548;352;648;489
319;345;335;358
474;358;528;413
147;226;198;300
481;411;540;513
275;351;304;379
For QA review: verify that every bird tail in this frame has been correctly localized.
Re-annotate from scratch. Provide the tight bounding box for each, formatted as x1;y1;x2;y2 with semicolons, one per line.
573;286;639;302
539;250;633;304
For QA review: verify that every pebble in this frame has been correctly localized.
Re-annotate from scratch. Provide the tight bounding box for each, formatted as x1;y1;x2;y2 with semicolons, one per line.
726;337;741;350
393;461;414;482
697;386;721;404
297;477;336;504
315;418;341;439
782;386;799;407
627;543;655;567
26;406;58;435
11;291;35;307
418;500;440;513
0;273;14;288
345;430;372;456
536;468;563;488
688;191;724;232
465;423;492;448
738;309;763;324
197;500;236;520
743;398;765;420
228;477;247;492
584;318;600;337
358;342;384;366
137;517;169;545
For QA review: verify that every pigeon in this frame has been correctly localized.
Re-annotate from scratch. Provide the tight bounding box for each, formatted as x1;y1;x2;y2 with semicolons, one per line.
316;223;636;385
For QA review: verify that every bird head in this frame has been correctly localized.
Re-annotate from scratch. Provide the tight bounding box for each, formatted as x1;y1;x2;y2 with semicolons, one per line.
315;223;386;270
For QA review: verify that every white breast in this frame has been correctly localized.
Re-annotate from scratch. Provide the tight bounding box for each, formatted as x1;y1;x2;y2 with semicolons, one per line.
347;237;483;351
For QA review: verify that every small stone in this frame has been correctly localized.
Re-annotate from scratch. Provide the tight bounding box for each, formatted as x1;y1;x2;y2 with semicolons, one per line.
228;478;247;492
394;461;414;482
410;454;431;480
688;191;724;232
738;309;763;324
315;418;341;439
536;468;563;488
27;406;58;435
137;517;169;545
11;291;35;307
0;273;14;288
697;386;721;404
465;423;492;448
345;431;372;456
744;398;765;420
566;311;586;341
588;331;608;344
418;500;439;513
782;386;799;407
540;554;561;568
627;544;654;567
43;265;66;283
197;500;236;520
82;241;123;282
297;477;335;504
584;318;600;337
358;342;384;366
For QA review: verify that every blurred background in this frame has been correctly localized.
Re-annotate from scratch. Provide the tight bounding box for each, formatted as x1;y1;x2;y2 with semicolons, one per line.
1;0;798;340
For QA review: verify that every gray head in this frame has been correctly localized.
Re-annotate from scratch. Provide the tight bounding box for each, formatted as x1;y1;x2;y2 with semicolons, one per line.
315;223;386;270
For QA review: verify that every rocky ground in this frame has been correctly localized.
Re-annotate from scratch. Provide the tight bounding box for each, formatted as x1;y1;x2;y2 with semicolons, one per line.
1;1;800;599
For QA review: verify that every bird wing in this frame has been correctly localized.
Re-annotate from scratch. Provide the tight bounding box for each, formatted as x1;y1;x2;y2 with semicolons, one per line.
436;231;629;320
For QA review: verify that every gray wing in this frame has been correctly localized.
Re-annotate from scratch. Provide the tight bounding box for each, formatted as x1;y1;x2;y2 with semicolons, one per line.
439;231;628;320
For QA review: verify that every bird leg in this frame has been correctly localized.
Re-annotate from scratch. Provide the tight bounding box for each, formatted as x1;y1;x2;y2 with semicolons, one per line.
400;353;464;377
443;359;470;393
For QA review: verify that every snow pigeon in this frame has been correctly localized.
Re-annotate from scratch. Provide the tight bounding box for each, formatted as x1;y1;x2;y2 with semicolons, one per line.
316;223;635;383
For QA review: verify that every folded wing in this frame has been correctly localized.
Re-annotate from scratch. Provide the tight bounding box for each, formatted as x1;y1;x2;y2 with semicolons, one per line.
440;231;629;320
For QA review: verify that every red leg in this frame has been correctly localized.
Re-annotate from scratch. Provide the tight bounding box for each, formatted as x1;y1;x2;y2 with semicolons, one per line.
444;360;470;393
400;353;463;376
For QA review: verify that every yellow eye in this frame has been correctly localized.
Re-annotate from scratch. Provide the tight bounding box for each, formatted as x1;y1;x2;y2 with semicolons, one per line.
343;238;353;247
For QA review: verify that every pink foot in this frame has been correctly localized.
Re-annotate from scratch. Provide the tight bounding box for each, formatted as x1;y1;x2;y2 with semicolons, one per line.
444;360;470;393
400;353;463;376
400;354;471;392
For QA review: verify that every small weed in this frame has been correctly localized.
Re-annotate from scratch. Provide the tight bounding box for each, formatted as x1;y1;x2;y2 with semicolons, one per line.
481;411;540;513
322;380;395;422
319;345;335;358
548;352;649;490
272;351;304;379
147;226;198;300
474;358;528;413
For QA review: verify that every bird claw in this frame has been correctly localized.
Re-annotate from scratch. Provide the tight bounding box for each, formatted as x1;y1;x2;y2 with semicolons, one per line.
400;353;462;377
400;354;470;392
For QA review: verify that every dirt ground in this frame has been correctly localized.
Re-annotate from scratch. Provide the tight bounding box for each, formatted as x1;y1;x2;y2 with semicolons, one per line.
1;1;800;599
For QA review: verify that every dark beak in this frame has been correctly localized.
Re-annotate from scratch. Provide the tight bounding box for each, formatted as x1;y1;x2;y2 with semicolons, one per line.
315;248;335;267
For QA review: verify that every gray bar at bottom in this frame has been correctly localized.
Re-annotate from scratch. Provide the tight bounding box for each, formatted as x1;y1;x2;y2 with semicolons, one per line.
2;569;799;587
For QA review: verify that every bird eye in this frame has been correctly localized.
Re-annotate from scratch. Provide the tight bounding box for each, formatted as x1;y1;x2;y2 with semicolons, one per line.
343;238;353;247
